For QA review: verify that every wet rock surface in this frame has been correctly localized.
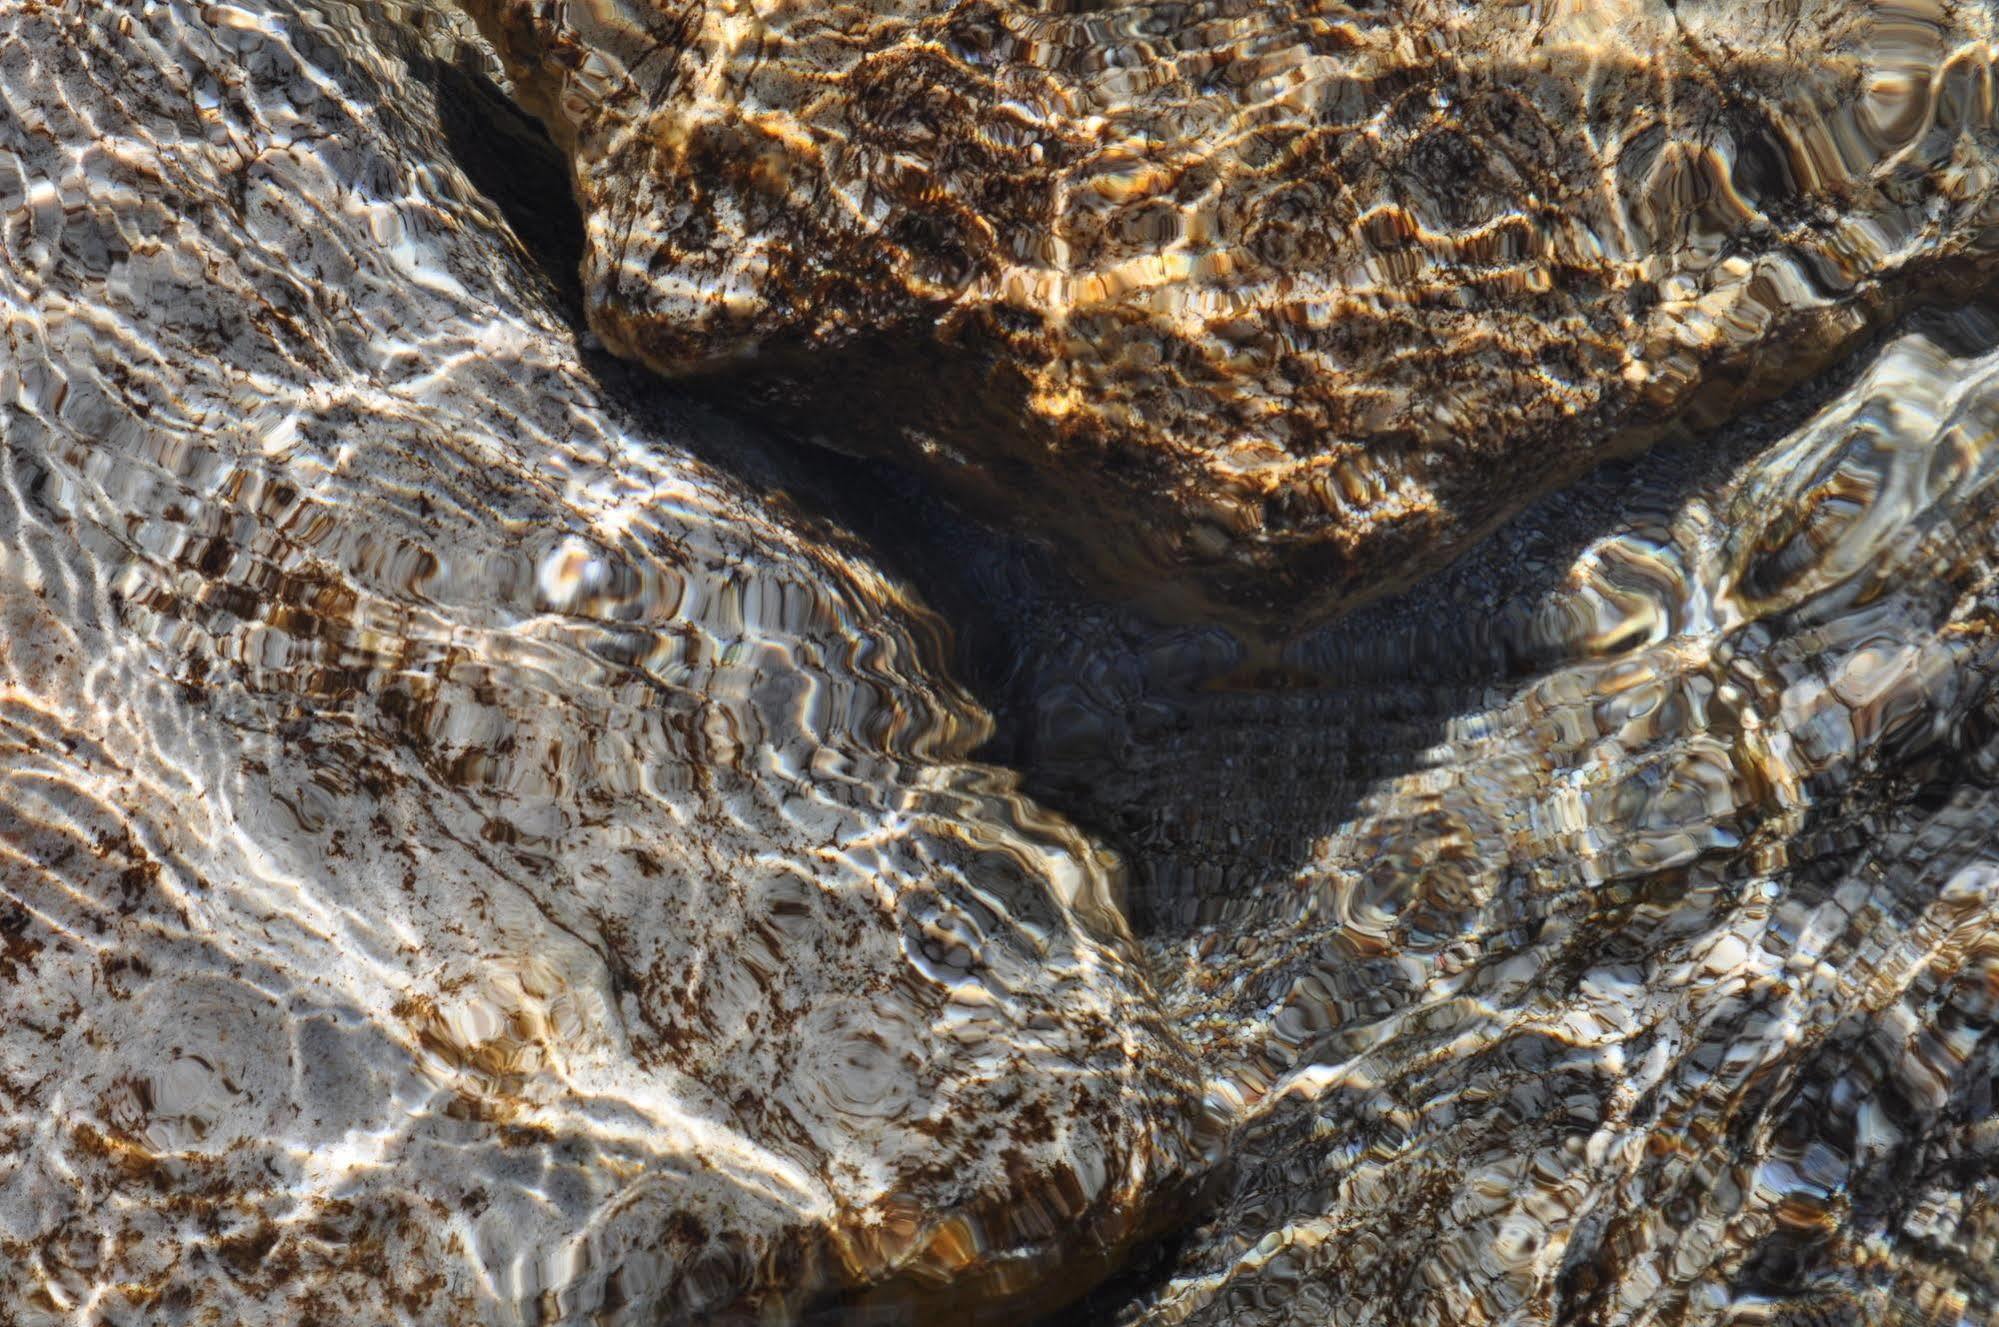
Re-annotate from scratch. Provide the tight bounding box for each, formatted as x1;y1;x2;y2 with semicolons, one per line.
464;0;1999;623
0;4;1202;1322
4;3;1999;1327
1009;309;1999;1323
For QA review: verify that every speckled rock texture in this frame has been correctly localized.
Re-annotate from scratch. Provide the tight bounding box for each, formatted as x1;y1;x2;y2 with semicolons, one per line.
1018;309;1999;1324
8;2;1999;1326
461;0;1999;623
0;4;1202;1322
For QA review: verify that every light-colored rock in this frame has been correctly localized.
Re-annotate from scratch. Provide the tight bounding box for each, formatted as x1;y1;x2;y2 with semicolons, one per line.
0;4;1202;1322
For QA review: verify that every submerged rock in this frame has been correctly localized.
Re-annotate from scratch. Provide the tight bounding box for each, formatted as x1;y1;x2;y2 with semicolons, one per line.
994;307;1999;1324
463;0;1999;623
0;3;1202;1322
7;2;1999;1326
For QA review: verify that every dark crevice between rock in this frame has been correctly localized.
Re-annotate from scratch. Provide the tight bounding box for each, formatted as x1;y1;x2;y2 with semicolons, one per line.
425;53;588;325
1026;1219;1204;1327
418;31;1985;942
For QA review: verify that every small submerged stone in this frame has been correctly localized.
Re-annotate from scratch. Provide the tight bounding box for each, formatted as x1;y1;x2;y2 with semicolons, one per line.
463;0;1999;624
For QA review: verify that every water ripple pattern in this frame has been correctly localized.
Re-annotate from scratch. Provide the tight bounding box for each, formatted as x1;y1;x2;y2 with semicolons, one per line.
0;4;1203;1322
7;2;1999;1326
1014;311;1999;1324
464;0;1999;623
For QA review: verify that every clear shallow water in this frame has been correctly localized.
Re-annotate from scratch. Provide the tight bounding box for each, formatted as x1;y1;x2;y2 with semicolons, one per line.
1015;311;1999;1323
0;5;1198;1321
461;0;1999;624
1;3;1998;1326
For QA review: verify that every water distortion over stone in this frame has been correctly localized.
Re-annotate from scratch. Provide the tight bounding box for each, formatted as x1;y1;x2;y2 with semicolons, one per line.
3;3;1999;1326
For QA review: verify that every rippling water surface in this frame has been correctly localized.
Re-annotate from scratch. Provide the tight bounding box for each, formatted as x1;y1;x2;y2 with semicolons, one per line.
462;0;1999;623
3;2;1999;1326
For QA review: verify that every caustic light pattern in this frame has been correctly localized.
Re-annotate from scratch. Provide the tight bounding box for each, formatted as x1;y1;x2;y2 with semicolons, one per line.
1;3;1999;1327
469;0;1999;623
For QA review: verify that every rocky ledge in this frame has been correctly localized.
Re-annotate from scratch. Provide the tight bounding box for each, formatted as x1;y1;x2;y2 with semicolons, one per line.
466;0;1999;624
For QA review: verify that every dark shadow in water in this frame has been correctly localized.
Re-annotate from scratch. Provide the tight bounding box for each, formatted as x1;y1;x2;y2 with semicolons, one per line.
416;44;1939;937
817;318;1914;940
424;54;589;325
419;30;1992;945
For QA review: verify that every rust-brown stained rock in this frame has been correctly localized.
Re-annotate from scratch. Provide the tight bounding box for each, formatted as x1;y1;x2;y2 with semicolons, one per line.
462;0;1999;623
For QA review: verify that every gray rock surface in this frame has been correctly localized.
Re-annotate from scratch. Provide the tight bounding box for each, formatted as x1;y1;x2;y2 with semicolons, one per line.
0;5;1200;1322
